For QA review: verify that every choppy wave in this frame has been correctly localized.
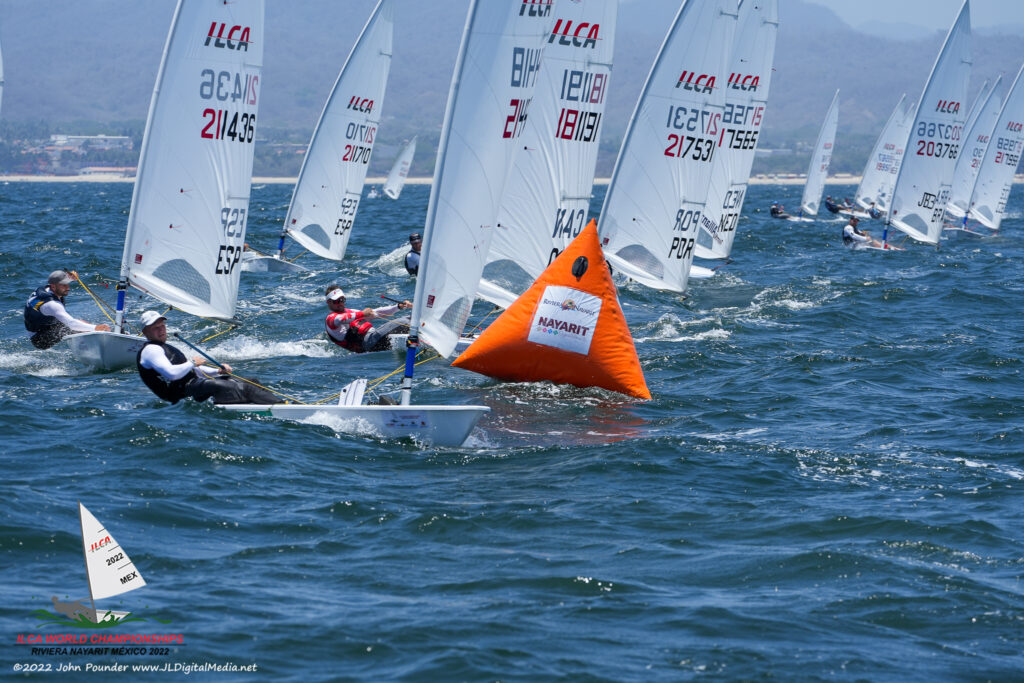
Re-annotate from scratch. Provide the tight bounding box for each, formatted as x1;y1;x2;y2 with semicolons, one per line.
1;182;1023;679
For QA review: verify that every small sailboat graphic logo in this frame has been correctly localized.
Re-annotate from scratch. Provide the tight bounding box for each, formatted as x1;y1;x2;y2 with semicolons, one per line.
47;503;147;625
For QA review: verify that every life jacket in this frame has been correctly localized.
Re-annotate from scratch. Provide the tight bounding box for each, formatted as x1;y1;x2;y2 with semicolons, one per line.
326;312;373;353
405;250;420;275
841;226;855;245
136;341;196;403
24;285;62;333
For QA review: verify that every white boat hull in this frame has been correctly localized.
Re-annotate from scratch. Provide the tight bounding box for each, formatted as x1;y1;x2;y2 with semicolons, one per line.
63;331;147;371
240;253;307;273
943;226;990;240
219;403;489;447
689;264;717;280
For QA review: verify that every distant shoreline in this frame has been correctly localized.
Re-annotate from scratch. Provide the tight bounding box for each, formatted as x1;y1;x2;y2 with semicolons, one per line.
4;174;1024;186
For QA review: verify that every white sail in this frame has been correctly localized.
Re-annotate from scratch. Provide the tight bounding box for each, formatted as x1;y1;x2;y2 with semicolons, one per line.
284;0;393;260
948;77;1002;218
855;95;913;213
968;62;1024;231
598;0;737;292
79;503;146;603
410;0;555;357
799;89;839;216
382;136;417;200
695;0;779;261
887;0;971;244
118;0;263;321
480;0;617;303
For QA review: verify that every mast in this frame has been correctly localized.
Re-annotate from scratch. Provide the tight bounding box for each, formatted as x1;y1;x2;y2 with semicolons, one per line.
401;0;480;407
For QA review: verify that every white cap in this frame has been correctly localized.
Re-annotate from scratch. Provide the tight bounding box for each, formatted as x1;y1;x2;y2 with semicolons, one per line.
140;310;167;328
326;288;346;301
48;270;74;285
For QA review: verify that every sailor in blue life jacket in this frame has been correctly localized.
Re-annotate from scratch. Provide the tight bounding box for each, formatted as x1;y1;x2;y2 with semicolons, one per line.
824;196;842;214
867;201;883;220
324;285;411;353
24;270;110;349
136;311;280;405
404;232;422;275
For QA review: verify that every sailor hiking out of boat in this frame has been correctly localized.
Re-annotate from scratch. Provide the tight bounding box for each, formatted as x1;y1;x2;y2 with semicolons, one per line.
841;216;881;249
136;311;279;405
24;270;111;349
867;201;883;220
324;286;411;353
404;233;422;275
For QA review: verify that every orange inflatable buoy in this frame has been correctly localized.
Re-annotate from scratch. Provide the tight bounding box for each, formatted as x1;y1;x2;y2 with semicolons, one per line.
452;219;650;399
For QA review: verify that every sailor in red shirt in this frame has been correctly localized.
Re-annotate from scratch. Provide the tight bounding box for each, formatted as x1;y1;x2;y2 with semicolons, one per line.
324;285;411;353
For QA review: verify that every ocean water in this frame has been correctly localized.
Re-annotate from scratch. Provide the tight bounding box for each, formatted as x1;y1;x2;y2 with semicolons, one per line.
1;180;1022;680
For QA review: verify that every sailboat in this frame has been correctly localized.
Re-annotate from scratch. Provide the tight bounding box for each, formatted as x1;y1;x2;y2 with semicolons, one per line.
60;503;147;624
598;0;737;293
221;0;555;447
242;0;393;273
790;89;840;221
963;61;1024;234
382;136;417;200
693;0;779;264
63;0;264;371
478;0;618;308
854;94;913;216
944;76;1003;236
883;0;971;247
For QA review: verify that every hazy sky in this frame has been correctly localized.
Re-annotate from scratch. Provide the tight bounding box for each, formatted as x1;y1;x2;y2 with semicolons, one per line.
801;0;1024;31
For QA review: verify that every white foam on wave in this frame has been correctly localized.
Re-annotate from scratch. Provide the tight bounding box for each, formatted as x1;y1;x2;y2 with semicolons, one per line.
369;245;408;277
776;298;817;311
300;412;384;440
0;349;82;376
210;335;333;360
638;328;732;343
955;457;1024;480
634;312;727;342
